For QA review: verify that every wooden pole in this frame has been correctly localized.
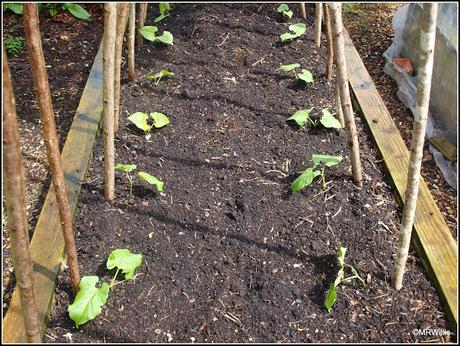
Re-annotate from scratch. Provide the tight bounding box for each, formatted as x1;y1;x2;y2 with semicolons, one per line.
392;3;438;291
103;3;116;201
299;3;306;19
323;3;334;80
136;3;148;46
329;3;363;186
3;45;42;344
314;3;323;48
114;3;129;133
128;3;136;81
23;3;81;295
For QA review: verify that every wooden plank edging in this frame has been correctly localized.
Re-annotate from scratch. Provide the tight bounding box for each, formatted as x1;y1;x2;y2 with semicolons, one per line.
343;29;458;329
2;40;104;343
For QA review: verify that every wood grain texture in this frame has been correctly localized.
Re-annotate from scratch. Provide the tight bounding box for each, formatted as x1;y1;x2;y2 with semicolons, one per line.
2;41;104;343
343;29;457;328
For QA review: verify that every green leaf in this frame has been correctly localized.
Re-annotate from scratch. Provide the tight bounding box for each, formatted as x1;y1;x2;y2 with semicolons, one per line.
279;63;300;72
154;31;174;45
298;69;314;84
159;2;170;14
277;4;289;13
106;249;143;280
280;23;306;42
291;167;321;192
324;282;337;311
3;3;23;14
138;26;159;41
145;70;174;85
138;172;165;192
49;7;57;16
68;276;109;328
63;3;90;20
128;112;152;132
115;163;137;173
320;108;342;128
150;112;170;128
311;154;343;167
287;108;313;127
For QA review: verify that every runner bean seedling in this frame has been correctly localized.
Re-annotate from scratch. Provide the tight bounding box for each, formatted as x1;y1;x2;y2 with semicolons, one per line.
280;23;306;42
68;249;143;328
291;154;342;192
287;108;342;129
145;69;175;85
325;244;365;311
138;26;174;45
279;63;314;85
115;163;165;199
277;4;293;19
128;111;170;133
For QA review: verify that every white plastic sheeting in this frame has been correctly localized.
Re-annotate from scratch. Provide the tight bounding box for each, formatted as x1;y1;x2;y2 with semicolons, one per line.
383;3;457;189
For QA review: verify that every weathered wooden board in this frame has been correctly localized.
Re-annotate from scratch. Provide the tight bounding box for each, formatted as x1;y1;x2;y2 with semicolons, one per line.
343;29;458;328
2;41;103;343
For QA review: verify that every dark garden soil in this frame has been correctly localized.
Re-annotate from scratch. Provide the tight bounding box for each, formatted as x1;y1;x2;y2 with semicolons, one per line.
43;4;453;343
2;5;104;313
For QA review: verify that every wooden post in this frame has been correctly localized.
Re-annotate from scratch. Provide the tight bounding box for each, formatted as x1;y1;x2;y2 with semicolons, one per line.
136;3;148;46
329;3;363;186
392;3;438;291
114;3;129;133
323;3;334;80
23;3;81;295
3;45;42;344
103;3;117;201
299;3;306;19
314;3;323;48
128;3;136;81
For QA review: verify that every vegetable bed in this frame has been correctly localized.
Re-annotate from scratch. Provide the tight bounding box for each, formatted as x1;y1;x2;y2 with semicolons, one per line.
45;4;449;343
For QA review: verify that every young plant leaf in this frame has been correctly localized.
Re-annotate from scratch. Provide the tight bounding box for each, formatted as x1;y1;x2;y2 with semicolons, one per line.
311;154;343;167
115;164;137;173
145;70;174;85
154;31;174;45
106;249;143;280
150;112;170;128
298;69;314;84
291;167;321;192
154;2;170;22
277;4;293;18
128;112;152;132
287;108;313;127
280;23;306;42
324;282;337;311
337;244;347;267
320;108;342;129
3;3;23;14
62;3;90;20
138;172;165;192
68;276;110;328
279;63;300;72
138;26;159;41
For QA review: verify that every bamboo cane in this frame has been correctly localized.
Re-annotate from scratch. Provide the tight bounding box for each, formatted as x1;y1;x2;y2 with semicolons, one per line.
23;3;81;295
103;3;117;201
128;3;136;81
299;3;306;19
3;45;42;344
323;3;334;80
114;3;129;133
136;3;148;46
329;3;363;186
392;3;438;291
314;3;323;48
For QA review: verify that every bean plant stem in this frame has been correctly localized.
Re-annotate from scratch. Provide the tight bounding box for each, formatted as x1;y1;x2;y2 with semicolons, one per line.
321;167;326;190
110;268;121;289
392;3;438;291
23;3;81;295
3;46;41;344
